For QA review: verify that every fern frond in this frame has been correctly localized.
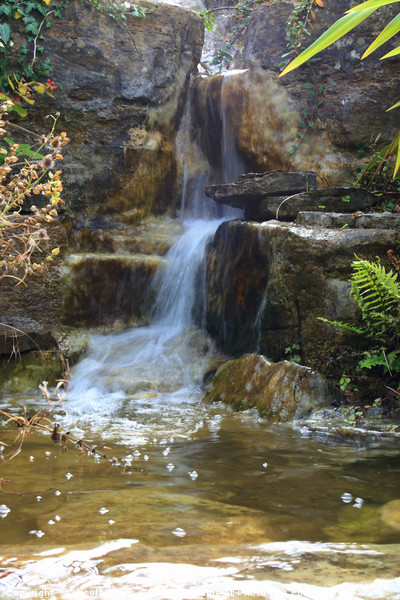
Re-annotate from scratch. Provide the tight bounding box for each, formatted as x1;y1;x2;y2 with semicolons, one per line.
350;258;400;335
317;317;365;335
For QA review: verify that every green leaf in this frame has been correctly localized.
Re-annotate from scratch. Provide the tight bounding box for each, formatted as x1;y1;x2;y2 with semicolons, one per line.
10;103;27;117
362;13;400;58
387;98;400;111
346;0;400;13
381;45;400;58
279;8;377;76
0;23;12;44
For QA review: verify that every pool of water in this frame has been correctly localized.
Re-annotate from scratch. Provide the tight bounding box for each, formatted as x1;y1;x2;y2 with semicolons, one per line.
1;386;400;600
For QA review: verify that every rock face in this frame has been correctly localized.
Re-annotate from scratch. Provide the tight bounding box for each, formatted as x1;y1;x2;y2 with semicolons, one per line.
204;219;400;373
203;353;335;420
19;0;204;218
192;1;400;185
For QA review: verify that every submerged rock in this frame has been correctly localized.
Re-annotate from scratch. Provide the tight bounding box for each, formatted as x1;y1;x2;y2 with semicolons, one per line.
203;354;334;420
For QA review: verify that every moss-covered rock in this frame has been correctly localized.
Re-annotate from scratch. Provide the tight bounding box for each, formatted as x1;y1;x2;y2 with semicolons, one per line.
203;353;335;420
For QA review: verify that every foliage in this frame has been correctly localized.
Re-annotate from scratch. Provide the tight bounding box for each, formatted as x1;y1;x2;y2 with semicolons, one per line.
200;0;260;72
353;133;400;198
279;0;326;155
319;256;400;383
0;0;148;93
0;0;69;93
279;0;400;177
0;85;69;284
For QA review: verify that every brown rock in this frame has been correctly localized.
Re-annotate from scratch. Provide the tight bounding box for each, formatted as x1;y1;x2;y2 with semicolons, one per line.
203;353;334;420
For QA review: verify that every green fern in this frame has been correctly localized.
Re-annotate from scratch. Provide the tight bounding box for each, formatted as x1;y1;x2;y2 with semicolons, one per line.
319;256;400;379
350;257;400;341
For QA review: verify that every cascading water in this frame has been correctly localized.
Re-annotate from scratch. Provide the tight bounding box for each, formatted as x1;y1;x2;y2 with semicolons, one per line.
68;74;244;416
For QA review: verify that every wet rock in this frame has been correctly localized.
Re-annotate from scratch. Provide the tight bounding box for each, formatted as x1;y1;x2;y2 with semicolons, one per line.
204;219;399;371
195;2;400;184
203;353;334;420
61;253;163;327
0;351;65;392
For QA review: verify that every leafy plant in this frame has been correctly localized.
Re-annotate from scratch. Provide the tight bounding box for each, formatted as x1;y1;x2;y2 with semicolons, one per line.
0;84;69;283
0;0;69;93
279;0;400;177
279;0;326;155
201;0;260;72
319;256;400;382
0;0;148;93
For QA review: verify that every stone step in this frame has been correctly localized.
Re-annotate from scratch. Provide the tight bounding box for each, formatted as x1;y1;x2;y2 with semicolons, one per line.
296;212;400;229
74;217;184;256
61;253;164;328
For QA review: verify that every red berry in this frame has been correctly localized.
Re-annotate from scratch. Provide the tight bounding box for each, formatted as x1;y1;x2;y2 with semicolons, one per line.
47;79;51;83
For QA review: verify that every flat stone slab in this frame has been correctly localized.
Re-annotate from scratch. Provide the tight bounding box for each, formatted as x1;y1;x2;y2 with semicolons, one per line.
205;170;318;207
296;212;400;229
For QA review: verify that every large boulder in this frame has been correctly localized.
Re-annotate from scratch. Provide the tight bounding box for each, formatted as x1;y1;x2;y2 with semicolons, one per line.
203;353;335;420
191;1;400;185
204;219;400;374
15;0;204;219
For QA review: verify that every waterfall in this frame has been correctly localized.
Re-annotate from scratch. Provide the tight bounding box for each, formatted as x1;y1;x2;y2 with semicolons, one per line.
68;74;245;414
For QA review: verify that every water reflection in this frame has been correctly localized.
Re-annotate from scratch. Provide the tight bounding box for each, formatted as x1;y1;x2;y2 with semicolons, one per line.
1;390;400;598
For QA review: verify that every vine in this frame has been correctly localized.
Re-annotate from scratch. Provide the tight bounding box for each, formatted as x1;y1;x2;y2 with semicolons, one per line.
279;0;326;156
201;0;260;72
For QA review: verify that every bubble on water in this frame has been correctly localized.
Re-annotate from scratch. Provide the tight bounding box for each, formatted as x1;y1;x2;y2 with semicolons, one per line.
353;497;364;508
162;447;170;456
48;520;55;525
341;493;353;504
0;504;10;518
133;450;141;457
29;530;44;537
262;462;268;468
65;473;73;480
143;455;149;461
54;515;61;521
55;491;61;496
166;463;175;471
172;527;186;537
109;520;115;525
189;471;198;480
45;451;51;457
36;496;42;502
29;456;34;462
99;507;109;515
